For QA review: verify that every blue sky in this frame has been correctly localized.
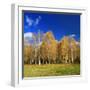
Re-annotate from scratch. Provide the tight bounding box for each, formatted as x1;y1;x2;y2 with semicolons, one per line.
23;11;80;41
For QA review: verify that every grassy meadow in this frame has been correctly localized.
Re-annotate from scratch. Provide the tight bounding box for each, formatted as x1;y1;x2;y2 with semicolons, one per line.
24;64;80;77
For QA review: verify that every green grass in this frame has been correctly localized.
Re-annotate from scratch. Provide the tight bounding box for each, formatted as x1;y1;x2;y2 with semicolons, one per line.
24;64;80;77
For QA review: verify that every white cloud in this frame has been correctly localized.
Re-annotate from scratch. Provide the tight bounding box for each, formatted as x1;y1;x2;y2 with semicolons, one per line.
34;16;42;26
26;16;34;26
69;34;76;38
24;32;33;38
26;16;42;27
24;32;33;45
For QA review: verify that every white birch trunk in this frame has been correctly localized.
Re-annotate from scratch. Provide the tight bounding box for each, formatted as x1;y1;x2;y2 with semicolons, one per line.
71;49;74;63
38;30;41;65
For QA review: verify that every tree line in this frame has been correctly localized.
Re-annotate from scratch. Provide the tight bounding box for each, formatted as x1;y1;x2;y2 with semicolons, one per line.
24;31;80;65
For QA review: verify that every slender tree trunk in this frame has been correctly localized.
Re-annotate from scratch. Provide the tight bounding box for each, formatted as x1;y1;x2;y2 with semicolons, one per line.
35;48;37;65
48;58;49;64
71;49;74;63
30;59;31;64
38;56;41;65
38;30;41;65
